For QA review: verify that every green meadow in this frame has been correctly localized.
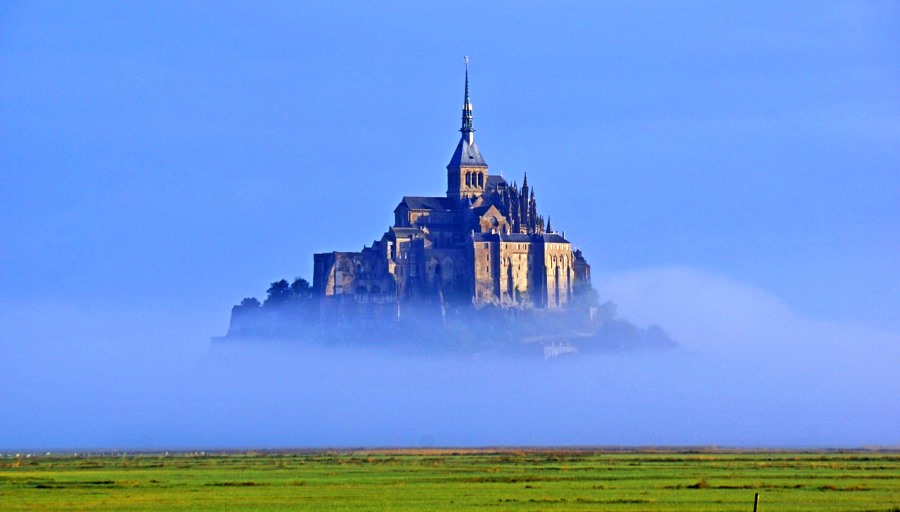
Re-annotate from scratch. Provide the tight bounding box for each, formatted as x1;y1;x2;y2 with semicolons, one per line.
1;450;898;511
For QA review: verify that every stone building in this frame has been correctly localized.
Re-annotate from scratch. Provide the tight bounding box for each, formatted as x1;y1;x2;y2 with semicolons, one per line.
313;65;590;313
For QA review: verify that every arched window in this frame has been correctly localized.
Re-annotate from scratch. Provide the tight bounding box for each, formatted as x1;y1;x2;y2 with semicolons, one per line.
478;173;484;187
465;172;471;187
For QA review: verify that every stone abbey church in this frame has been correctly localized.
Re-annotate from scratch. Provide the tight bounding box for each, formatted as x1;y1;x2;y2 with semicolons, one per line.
312;68;590;312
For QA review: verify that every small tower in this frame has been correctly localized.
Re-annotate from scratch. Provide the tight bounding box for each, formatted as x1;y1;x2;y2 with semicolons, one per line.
447;57;488;201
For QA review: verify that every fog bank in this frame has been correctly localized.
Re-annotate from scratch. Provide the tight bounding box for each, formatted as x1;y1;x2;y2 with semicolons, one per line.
2;268;897;450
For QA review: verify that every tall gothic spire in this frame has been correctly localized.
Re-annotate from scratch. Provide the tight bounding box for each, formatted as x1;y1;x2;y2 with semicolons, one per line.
447;56;487;199
461;56;474;143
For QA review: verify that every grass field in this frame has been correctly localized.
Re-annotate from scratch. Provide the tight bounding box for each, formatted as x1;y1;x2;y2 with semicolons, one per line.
1;450;898;511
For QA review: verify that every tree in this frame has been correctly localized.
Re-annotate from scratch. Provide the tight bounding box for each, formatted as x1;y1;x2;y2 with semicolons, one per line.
290;277;312;299
239;297;261;308
264;279;291;306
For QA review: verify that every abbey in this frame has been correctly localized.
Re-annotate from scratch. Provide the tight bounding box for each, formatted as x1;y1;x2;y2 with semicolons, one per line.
312;66;590;311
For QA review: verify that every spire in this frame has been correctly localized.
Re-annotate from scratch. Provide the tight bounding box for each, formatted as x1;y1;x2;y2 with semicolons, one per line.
546;217;552;233
461;56;474;143
446;57;487;199
447;56;486;169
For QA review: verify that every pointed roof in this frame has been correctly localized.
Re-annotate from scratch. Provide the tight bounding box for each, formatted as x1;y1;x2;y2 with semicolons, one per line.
448;137;487;167
448;57;487;168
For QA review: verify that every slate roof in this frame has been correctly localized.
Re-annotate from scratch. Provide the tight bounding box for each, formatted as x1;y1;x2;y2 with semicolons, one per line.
469;233;569;244
471;204;492;216
501;233;533;243
447;136;487;167
486;175;507;188
541;233;570;243
396;196;456;211
470;233;500;243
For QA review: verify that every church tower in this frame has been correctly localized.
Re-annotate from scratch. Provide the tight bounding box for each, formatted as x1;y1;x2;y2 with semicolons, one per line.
447;58;488;201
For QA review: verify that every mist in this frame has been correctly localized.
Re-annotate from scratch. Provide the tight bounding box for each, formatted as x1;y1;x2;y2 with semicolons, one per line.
2;267;896;451
3;1;898;451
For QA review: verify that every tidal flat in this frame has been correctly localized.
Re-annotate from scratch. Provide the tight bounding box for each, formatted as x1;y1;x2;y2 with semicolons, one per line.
1;449;898;511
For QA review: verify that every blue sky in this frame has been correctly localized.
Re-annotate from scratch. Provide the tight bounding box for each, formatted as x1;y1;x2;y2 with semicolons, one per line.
1;2;898;449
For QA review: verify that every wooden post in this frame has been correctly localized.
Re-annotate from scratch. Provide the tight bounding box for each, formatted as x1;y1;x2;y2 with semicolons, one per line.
753;492;760;512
